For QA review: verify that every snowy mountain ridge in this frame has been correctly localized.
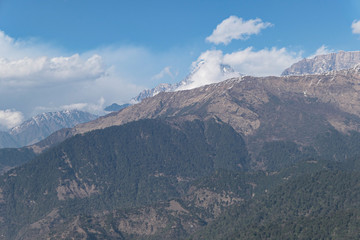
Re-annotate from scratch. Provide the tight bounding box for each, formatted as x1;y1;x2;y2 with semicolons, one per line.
0;110;98;148
10;109;94;135
131;63;242;103
282;51;360;76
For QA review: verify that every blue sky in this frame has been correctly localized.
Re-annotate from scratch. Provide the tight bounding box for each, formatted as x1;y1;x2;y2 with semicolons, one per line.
0;0;359;129
1;0;358;53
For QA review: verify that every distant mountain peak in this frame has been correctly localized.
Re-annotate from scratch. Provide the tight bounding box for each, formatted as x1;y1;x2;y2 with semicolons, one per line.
282;51;360;76
175;63;241;91
8;110;98;147
130;83;174;104
131;62;241;103
104;103;131;112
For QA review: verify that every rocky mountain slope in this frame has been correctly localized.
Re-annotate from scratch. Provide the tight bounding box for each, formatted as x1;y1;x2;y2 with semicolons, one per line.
0;148;35;174
38;65;356;166
8;110;97;147
282;51;360;76
0;131;18;148
131;83;175;103
104;103;131;112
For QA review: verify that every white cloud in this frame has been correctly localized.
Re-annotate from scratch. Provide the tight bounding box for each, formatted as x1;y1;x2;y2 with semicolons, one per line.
35;97;107;116
0;30;105;88
151;66;175;80
61;97;106;115
177;50;223;90
309;45;334;58
0;31;158;118
0;30;62;60
177;50;240;90
223;47;301;76
0;31;95;89
0;54;104;87
176;47;301;91
0;109;24;130
352;20;360;34
206;16;272;45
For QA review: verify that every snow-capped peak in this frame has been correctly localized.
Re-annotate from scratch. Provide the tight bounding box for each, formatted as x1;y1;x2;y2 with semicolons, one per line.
8;110;98;147
130;60;241;103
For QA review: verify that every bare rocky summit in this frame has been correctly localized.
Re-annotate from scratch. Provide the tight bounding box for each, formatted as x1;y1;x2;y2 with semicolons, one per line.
282;51;360;76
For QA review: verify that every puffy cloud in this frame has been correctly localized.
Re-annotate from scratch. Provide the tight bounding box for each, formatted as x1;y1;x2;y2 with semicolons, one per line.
223;47;301;76
0;109;24;130
61;97;106;115
151;66;176;80
0;54;104;87
0;31;94;88
206;16;272;45
0;31;151;118
177;50;223;90
177;50;240;91
177;47;301;91
352;20;360;34
0;31;104;88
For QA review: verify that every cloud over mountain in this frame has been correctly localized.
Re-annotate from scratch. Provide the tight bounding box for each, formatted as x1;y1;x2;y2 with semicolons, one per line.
151;66;176;81
308;45;334;59
0;109;24;130
223;47;301;76
176;50;236;90
181;47;301;84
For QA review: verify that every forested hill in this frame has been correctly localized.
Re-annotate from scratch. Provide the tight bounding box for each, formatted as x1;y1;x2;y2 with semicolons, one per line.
0;118;249;239
190;169;360;240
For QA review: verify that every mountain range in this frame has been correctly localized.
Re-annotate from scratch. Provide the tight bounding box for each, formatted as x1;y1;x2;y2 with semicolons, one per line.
2;51;360;239
44;62;360;162
0;110;97;148
282;50;360;76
